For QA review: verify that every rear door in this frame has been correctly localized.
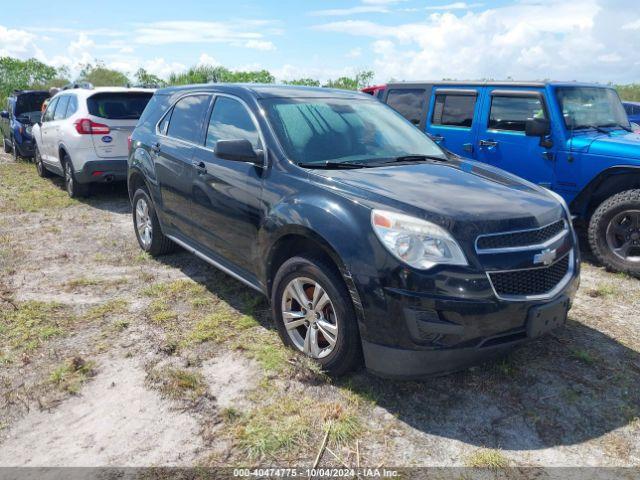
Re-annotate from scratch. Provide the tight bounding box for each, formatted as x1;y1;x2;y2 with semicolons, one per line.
475;88;555;187
383;87;430;130
86;91;153;158
190;94;264;275
426;87;483;157
154;93;212;236
39;96;59;162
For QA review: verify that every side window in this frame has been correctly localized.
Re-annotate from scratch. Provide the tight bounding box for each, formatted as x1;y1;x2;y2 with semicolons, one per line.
53;96;69;121
432;94;476;127
489;95;546;132
158;109;172;135
43;97;59;122
206;96;260;149
66;96;78;118
386;89;425;125
166;95;210;143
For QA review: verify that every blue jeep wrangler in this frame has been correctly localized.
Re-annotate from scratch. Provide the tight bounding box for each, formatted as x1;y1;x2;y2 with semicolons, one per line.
378;81;640;277
1;90;50;159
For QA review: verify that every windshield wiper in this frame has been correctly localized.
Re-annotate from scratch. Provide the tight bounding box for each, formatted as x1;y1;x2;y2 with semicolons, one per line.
297;161;371;169
377;154;448;165
600;123;632;132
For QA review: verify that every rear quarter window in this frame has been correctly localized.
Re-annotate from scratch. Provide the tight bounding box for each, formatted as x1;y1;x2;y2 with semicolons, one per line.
385;89;426;125
87;92;154;120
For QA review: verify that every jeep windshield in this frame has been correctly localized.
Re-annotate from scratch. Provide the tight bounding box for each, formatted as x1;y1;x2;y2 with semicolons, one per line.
556;86;630;131
261;97;445;166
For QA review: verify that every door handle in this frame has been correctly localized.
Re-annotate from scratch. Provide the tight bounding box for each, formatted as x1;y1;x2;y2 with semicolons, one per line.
479;139;498;148
193;160;207;174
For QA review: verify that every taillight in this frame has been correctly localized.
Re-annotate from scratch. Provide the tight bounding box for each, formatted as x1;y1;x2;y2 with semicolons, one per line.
74;118;110;135
127;135;132;152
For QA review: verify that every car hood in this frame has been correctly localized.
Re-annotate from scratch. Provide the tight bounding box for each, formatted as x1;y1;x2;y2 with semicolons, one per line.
570;130;640;159
309;158;564;237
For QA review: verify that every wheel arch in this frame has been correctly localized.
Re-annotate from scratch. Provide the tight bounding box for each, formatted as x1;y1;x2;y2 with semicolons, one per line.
570;166;640;219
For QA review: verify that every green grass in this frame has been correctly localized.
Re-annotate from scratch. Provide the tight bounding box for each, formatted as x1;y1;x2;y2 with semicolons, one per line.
83;299;129;321
238;332;291;374
587;283;620;298
466;449;509;470
148;367;208;402
571;348;597;365
0;301;73;355
49;357;96;393
0;162;75;214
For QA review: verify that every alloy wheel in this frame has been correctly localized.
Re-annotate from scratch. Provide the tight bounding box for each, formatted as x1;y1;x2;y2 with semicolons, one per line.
281;277;339;359
64;162;74;196
606;209;640;263
135;197;153;249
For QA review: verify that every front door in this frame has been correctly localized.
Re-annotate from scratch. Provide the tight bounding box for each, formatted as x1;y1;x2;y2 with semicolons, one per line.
475;89;556;188
190;94;264;276
154;94;211;236
426;87;484;158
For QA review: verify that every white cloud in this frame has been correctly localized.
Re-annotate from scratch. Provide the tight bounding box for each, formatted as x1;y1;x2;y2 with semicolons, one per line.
197;53;220;66
0;25;39;57
244;40;276;51
346;47;363;58
361;0;403;4
315;0;640;83
133;21;267;47
309;6;389;16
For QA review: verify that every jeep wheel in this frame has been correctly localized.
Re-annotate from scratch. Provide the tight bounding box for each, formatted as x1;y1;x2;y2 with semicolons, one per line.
132;187;176;256
272;255;362;376
35;146;51;178
589;189;640;278
63;155;89;198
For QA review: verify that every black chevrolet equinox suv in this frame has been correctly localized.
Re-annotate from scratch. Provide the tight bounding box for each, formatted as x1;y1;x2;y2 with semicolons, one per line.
128;84;580;378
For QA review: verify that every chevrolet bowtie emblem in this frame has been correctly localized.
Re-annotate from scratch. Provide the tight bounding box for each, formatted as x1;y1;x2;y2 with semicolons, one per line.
534;248;557;266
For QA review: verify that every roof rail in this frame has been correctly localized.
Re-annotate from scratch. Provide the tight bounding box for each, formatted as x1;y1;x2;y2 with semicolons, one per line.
62;81;94;91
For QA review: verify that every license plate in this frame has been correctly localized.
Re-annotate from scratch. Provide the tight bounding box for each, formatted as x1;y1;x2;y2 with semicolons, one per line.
526;297;569;338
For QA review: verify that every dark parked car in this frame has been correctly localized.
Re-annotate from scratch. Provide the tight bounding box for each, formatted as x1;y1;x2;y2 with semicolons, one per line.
623;101;640;124
1;90;50;159
128;84;579;378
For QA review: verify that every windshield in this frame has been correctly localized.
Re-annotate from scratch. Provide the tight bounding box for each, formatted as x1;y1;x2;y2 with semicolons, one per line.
15;93;49;117
87;92;153;120
260;97;445;165
556;87;629;130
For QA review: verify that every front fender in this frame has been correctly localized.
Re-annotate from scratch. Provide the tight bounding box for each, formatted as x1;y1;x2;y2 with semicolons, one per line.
570;165;640;217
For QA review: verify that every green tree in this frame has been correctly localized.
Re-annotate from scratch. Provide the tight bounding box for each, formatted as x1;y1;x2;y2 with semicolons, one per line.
167;64;275;86
0;57;58;104
324;70;374;91
78;62;130;87
616;84;640;102
135;68;166;88
284;78;321;87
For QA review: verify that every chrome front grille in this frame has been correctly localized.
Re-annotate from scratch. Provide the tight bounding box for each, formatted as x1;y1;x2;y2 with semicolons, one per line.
476;220;568;253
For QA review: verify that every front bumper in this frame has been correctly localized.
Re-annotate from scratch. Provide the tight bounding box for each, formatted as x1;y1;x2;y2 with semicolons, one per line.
75;158;127;183
354;255;580;379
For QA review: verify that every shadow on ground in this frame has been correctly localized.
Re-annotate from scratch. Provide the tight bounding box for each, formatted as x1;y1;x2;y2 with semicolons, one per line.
152;245;640;451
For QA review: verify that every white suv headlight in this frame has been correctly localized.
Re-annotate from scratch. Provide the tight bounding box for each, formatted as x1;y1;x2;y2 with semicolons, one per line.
371;209;468;269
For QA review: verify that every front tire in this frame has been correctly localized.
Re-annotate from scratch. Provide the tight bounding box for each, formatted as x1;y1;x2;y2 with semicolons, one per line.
35;146;51;178
132;187;175;256
589;189;640;278
272;255;362;376
63;155;89;198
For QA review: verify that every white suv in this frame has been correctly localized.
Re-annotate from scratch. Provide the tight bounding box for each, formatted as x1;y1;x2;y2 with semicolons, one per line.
32;86;154;197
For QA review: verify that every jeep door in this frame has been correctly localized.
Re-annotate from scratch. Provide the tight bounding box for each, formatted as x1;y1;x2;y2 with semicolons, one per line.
154;94;211;236
425;87;484;158
475;88;556;188
189;94;264;276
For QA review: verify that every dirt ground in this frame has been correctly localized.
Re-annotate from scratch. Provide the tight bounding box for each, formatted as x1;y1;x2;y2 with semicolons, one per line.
1;152;639;470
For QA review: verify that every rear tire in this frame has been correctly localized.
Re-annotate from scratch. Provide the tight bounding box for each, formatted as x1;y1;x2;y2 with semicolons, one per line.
588;189;640;278
132;187;176;256
272;255;362;376
35;146;51;178
63;154;89;198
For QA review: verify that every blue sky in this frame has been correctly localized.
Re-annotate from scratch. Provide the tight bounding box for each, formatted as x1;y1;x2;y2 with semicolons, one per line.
1;0;639;83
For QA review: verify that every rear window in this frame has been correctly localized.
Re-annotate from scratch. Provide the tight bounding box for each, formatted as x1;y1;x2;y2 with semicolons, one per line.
87;92;153;120
385;89;426;125
15;93;49;116
432;94;476;127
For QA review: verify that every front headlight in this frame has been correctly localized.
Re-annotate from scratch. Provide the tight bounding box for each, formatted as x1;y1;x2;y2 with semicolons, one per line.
25;125;32;136
371;209;468;269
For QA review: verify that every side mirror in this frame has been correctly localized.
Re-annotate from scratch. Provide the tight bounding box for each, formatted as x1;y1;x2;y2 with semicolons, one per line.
0;111;9;119
525;118;550;137
215;139;263;165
